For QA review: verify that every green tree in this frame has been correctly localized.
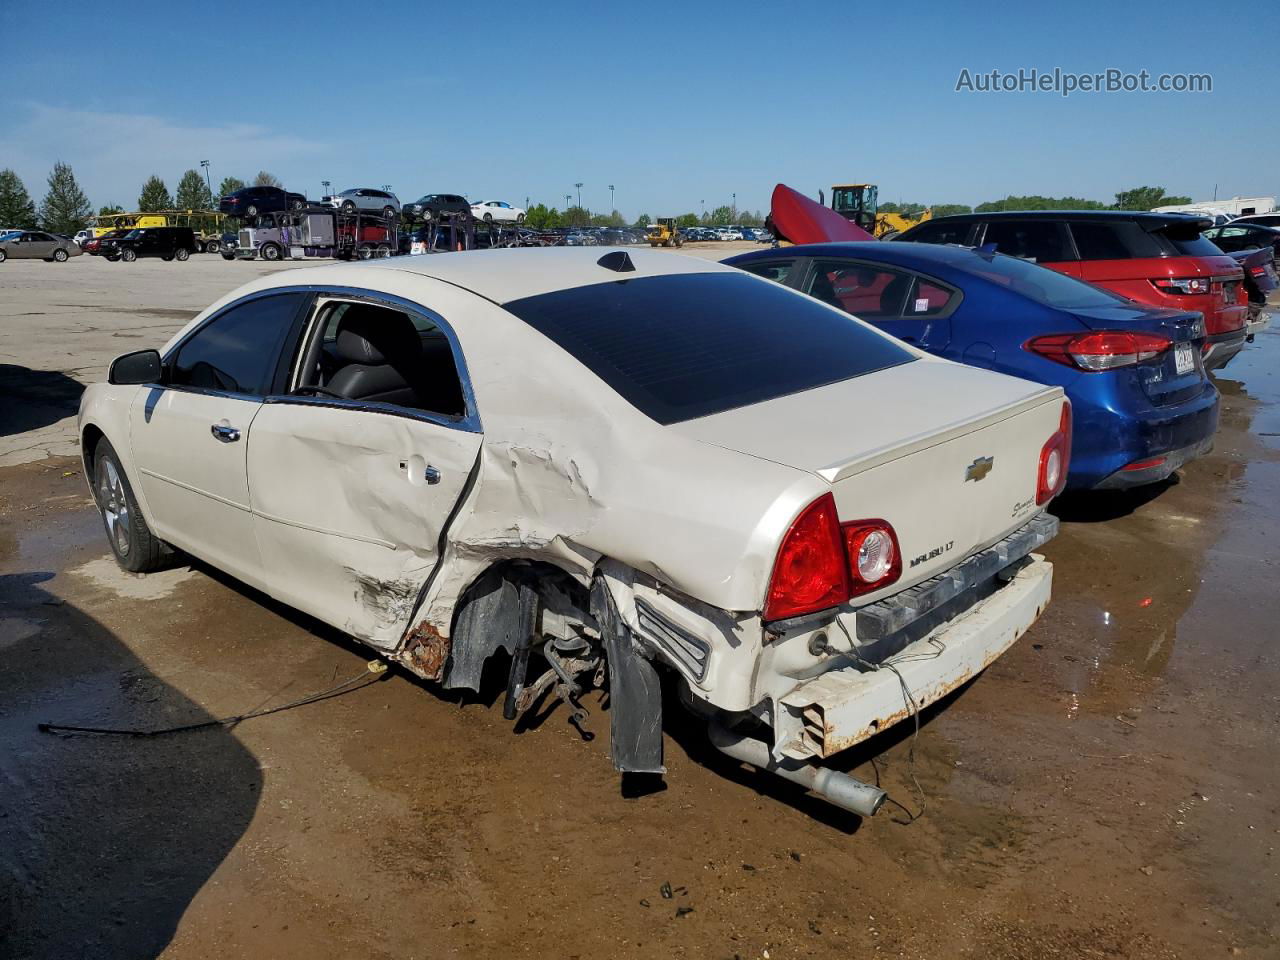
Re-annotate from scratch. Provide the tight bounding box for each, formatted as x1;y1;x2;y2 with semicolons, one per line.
931;203;973;218
0;169;38;229
675;212;699;228
635;214;651;228
38;162;92;234
589;209;626;227
175;168;213;210
254;170;282;188
138;175;173;212
975;195;1108;212
1114;185;1191;210
524;203;561;229
707;204;734;225
98;203;124;216
563;204;591;227
738;209;764;228
218;176;246;196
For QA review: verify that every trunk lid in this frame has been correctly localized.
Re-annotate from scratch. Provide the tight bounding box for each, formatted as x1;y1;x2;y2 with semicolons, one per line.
673;358;1065;593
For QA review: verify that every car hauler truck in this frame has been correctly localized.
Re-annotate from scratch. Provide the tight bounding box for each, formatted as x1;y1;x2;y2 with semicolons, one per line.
235;207;398;261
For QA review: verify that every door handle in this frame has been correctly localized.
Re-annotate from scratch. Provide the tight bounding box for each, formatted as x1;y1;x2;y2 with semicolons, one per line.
210;422;241;443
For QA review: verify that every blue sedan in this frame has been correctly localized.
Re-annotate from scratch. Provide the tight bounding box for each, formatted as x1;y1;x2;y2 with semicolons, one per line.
725;242;1219;490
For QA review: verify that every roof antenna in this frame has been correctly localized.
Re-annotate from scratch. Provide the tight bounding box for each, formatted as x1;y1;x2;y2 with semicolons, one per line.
597;250;635;273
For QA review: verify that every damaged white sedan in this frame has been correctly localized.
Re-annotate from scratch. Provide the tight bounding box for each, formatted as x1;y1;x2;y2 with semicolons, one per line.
79;247;1068;816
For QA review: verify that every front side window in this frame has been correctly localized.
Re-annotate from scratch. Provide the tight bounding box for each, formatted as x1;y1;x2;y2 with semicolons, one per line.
981;220;1070;263
504;272;914;425
738;260;795;284
171;293;309;395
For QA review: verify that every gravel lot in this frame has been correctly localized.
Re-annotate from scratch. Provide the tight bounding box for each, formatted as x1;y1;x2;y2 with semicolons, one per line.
1;250;1277;959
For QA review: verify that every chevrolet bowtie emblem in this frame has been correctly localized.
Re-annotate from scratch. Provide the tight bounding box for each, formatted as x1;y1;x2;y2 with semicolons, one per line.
965;456;994;482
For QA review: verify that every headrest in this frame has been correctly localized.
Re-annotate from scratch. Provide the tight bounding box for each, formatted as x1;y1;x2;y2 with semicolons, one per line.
334;305;422;365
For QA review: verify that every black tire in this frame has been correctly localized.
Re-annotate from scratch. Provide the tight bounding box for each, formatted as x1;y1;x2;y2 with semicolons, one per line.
356;243;373;260
375;243;390;258
516;213;525;223
483;212;493;223
422;207;436;222
342;200;356;213
0;249;6;263
261;244;281;261
53;248;69;262
291;198;305;211
121;248;137;262
879;228;900;241
175;247;189;261
162;254;174;262
93;437;164;573
205;239;220;254
221;252;235;261
246;205;259;217
382;206;396;220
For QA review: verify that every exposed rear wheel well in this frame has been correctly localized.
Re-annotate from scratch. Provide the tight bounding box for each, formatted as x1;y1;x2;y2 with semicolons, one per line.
81;424;105;472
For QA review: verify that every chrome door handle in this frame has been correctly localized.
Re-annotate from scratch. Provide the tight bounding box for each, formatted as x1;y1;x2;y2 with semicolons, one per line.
424;465;441;484
210;423;241;443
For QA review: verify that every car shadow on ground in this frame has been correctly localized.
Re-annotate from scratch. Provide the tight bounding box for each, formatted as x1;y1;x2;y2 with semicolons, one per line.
1051;477;1178;523
0;571;261;960
0;365;85;438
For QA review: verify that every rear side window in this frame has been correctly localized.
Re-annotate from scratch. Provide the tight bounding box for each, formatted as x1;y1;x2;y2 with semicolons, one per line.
504;273;914;425
980;220;1071;263
171;293;309;396
1152;223;1229;257
1069;221;1163;260
807;261;914;318
900;220;974;246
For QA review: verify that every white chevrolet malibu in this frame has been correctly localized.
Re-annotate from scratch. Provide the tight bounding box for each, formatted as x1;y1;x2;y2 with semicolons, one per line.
78;247;1069;816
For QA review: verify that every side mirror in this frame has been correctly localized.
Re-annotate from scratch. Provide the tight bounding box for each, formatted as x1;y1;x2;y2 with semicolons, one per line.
109;349;162;385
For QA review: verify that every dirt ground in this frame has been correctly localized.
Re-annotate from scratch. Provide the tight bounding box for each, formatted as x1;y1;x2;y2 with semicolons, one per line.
1;252;1277;959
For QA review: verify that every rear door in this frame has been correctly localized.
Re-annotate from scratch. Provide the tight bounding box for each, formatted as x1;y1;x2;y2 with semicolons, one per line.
246;293;483;650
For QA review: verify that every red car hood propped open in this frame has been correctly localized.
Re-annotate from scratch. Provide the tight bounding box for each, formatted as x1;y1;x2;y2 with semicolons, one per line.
770;184;876;244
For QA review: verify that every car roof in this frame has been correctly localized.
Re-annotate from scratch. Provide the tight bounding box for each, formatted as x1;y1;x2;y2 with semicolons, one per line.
727;240;999;274
920;209;1209;228
259;246;731;304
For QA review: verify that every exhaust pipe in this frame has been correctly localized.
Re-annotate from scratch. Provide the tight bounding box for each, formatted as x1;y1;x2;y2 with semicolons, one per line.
708;721;887;818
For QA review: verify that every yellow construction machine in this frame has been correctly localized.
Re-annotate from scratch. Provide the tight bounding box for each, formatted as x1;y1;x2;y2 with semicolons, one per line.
825;184;931;239
646;217;684;247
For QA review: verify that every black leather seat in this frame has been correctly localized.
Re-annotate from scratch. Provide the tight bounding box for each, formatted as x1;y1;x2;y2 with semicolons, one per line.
326;305;423;407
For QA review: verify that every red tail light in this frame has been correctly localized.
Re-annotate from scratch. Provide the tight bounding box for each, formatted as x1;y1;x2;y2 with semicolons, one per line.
1037;401;1072;504
764;494;848;621
1152;276;1212;295
1024;331;1172;371
764;496;903;621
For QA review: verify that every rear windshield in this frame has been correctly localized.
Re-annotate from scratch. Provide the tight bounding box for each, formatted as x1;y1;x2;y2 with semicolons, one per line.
503;272;915;424
1153;223;1226;258
964;252;1129;310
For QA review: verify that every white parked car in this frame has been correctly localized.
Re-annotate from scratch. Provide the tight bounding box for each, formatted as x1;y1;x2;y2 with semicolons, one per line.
470;200;526;223
326;188;400;219
78;248;1067;815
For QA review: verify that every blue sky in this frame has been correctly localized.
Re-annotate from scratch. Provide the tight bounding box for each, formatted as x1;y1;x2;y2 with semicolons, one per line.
1;0;1275;217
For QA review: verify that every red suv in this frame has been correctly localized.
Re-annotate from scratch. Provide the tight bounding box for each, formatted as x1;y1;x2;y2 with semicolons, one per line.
898;211;1248;370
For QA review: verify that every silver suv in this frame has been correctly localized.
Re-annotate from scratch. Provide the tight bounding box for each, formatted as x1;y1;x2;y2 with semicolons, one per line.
326;188;400;219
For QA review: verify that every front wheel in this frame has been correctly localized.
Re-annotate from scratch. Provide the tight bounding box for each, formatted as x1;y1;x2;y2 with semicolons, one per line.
121;248;137;262
53;248;69;262
342;200;356;213
246;205;259;217
221;252;235;261
260;244;281;261
516;213;525;223
0;249;6;263
383;206;397;220
483;212;494;222
375;243;390;258
94;438;165;572
205;239;220;254
175;247;189;261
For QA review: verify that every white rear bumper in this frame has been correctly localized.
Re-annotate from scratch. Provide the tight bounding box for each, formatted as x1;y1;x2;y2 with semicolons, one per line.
773;555;1052;761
